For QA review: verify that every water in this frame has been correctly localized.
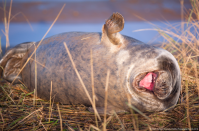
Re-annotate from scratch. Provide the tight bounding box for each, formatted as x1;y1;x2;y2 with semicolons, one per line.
0;21;181;49
7;0;110;2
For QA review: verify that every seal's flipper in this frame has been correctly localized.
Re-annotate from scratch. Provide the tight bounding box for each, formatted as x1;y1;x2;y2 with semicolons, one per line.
104;12;125;45
88;106;126;115
105;12;124;34
0;42;35;84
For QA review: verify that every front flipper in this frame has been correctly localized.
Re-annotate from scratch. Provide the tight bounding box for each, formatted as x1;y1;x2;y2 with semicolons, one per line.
88;105;126;115
104;12;125;45
0;42;35;84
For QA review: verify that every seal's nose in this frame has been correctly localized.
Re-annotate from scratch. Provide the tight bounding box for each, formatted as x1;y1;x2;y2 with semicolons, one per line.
153;71;172;100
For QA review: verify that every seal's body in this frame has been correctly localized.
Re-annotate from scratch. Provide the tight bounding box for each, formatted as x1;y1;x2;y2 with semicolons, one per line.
0;13;181;114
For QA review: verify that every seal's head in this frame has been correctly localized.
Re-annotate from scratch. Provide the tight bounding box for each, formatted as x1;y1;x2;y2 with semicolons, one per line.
102;12;181;112
127;48;181;112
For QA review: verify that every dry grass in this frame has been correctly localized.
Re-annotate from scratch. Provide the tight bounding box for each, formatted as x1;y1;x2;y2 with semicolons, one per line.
0;0;199;130
0;82;198;130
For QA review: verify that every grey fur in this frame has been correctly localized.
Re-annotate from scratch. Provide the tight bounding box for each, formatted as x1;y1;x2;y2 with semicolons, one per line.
0;13;181;114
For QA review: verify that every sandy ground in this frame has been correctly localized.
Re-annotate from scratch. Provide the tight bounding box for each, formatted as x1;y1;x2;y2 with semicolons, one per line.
0;0;192;23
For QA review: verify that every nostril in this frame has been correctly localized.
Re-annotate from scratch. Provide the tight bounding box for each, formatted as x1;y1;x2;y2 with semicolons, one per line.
158;81;166;87
154;87;168;95
162;82;166;87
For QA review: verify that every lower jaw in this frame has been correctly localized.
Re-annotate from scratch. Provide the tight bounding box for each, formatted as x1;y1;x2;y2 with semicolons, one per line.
134;96;164;111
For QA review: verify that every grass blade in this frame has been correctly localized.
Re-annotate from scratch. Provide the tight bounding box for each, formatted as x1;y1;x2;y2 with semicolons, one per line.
127;103;150;120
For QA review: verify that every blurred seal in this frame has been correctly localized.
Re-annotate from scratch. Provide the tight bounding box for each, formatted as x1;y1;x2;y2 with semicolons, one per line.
0;13;181;114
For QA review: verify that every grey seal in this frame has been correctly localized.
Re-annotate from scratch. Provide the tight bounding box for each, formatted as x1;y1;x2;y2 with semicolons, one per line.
0;13;181;114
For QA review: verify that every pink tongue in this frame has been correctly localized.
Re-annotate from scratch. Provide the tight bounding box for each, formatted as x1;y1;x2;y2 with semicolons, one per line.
139;73;157;91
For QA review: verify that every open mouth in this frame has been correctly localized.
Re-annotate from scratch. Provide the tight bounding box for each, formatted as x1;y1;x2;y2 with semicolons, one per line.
133;71;158;92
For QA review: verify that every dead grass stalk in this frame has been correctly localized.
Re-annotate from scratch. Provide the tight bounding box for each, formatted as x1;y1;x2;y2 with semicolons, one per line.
10;4;66;85
103;70;110;131
63;42;101;121
57;104;63;131
90;49;99;127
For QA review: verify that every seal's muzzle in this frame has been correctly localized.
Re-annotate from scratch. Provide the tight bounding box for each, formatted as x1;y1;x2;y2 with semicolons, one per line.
133;70;173;100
